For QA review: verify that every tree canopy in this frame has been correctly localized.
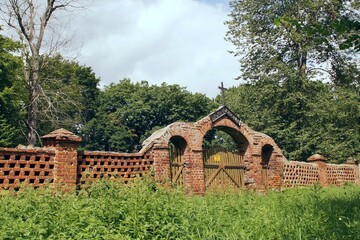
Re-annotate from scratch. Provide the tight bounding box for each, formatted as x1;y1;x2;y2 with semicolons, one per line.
82;79;216;152
0;1;358;164
223;80;359;163
37;54;100;136
0;30;26;146
226;0;359;85
225;0;359;162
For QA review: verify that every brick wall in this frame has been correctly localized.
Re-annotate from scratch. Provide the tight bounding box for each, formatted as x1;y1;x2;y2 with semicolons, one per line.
78;151;153;186
0;129;154;191
326;164;358;185
0;106;358;193
0;147;55;190
282;155;359;188
283;161;320;188
0;142;357;192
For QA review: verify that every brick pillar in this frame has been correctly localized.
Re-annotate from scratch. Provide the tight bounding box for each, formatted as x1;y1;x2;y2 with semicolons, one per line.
268;153;284;190
188;149;205;195
42;128;81;191
247;154;262;189
247;141;263;190
308;154;328;187
151;144;171;184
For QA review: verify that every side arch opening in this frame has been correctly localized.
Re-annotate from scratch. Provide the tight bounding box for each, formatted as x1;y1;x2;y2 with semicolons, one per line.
169;136;187;187
261;144;274;189
261;144;274;168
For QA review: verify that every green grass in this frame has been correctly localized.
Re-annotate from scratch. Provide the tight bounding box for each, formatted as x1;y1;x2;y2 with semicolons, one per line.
0;181;360;239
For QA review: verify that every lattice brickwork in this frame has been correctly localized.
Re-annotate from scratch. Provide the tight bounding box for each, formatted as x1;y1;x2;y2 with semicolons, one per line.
326;164;356;185
78;151;154;185
283;162;320;187
0;148;55;190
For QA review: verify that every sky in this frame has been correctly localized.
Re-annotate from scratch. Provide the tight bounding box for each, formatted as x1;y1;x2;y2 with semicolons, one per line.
70;0;241;98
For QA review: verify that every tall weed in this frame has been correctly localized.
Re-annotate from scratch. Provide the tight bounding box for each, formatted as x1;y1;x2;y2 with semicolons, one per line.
0;181;359;239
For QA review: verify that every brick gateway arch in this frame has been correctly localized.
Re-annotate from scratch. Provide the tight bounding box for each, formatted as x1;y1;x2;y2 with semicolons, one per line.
141;106;286;194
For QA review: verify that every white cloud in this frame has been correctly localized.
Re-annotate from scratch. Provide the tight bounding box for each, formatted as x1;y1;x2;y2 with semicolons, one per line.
71;0;241;98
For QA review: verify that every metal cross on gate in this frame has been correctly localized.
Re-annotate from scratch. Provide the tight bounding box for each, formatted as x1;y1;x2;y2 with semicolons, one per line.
218;82;228;106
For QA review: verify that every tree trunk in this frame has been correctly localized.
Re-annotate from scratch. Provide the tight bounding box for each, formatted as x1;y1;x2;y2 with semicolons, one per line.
26;56;40;146
27;84;38;146
296;43;307;79
299;52;307;78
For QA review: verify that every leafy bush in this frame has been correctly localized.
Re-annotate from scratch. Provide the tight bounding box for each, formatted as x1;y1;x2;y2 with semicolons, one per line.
0;181;359;239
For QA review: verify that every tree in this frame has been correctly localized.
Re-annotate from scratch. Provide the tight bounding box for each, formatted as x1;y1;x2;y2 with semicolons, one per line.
224;81;359;163
38;54;99;136
225;0;359;162
0;30;27;146
226;0;359;85
305;85;359;163
0;0;87;145
82;79;216;152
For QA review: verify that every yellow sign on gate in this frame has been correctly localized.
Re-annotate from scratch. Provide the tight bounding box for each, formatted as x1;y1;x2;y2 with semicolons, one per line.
214;154;221;163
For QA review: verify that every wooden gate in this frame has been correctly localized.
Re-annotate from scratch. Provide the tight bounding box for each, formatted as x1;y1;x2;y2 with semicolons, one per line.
169;143;185;187
261;144;273;190
203;147;244;191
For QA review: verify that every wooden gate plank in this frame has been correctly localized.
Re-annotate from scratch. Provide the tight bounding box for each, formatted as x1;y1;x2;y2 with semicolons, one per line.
169;143;185;187
223;169;241;188
205;167;222;187
172;165;184;183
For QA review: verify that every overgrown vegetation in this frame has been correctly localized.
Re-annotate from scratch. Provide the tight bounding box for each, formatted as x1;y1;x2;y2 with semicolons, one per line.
0;181;359;239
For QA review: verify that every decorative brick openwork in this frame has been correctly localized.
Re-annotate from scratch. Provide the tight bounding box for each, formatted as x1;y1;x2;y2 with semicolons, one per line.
0;129;153;192
0;106;358;193
78;151;153;185
283;162;320;187
326;165;357;185
0;147;55;190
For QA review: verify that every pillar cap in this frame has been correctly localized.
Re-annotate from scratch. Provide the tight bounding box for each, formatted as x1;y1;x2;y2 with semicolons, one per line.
42;128;81;142
307;154;327;162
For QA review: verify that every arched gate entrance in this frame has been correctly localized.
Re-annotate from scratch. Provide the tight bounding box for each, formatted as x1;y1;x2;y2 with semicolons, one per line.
141;106;285;194
203;127;248;191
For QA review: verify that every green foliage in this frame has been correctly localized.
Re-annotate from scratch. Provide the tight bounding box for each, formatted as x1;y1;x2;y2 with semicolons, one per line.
225;1;359;162
203;129;239;151
225;81;359;162
0;115;16;146
82;79;216;152
0;31;101;146
0;181;360;239
38;54;100;136
0;30;26;146
226;0;359;85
